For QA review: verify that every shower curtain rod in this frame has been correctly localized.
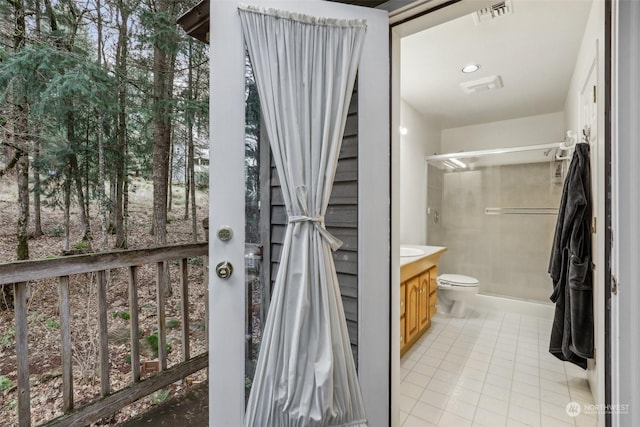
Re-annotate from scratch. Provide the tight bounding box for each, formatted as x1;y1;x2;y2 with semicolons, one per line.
424;142;565;162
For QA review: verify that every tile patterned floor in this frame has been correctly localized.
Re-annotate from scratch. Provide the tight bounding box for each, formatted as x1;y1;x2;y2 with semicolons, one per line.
400;308;599;427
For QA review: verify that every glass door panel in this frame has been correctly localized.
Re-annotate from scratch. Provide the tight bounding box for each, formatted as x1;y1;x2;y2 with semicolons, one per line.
243;52;267;403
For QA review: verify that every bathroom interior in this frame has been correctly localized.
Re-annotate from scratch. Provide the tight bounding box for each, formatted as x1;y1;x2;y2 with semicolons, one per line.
397;0;603;426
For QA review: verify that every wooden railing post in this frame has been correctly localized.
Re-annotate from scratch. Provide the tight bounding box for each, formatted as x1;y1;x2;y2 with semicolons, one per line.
156;262;167;371
128;266;141;383
97;271;110;396
180;258;190;362
58;276;73;412
14;282;31;427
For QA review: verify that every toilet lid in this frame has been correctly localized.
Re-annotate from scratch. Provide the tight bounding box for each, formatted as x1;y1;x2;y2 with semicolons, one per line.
438;274;479;287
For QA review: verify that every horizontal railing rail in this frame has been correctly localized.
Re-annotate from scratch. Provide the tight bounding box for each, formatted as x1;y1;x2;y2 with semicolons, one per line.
1;242;209;427
0;243;208;285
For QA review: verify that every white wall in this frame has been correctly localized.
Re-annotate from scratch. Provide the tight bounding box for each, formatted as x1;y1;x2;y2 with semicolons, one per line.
441;112;566;152
399;99;441;244
564;0;604;133
562;0;606;415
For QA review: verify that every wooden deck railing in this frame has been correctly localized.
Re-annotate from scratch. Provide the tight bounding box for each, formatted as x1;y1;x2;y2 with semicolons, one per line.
0;242;209;427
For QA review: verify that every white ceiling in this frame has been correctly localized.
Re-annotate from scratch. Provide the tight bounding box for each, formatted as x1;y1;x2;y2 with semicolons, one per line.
400;0;593;129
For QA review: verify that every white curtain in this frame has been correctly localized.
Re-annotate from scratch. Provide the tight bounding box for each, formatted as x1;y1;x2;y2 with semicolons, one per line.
239;5;368;427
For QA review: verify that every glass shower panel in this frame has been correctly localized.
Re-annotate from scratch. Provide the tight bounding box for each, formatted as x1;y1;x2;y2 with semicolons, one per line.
427;150;564;303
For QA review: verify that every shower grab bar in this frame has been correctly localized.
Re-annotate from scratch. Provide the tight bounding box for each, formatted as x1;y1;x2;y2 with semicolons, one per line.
485;207;558;215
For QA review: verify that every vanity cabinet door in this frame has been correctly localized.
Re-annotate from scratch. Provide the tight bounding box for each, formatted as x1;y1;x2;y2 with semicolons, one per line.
400;282;406;317
429;267;438;319
429;266;438;294
419;271;430;330
400;282;406;348
405;276;420;344
429;291;438;318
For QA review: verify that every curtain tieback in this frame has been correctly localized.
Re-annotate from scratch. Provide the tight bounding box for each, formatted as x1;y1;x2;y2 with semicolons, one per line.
288;215;343;251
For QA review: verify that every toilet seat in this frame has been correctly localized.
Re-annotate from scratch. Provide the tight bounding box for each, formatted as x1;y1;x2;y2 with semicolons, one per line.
437;274;479;288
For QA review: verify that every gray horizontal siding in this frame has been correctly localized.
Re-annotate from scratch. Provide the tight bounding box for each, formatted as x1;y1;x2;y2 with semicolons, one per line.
268;87;359;364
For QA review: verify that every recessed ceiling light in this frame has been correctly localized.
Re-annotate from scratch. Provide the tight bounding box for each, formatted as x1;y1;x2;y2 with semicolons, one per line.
462;64;480;73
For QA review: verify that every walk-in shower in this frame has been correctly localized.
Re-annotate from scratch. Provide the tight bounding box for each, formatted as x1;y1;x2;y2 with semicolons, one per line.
425;134;577;303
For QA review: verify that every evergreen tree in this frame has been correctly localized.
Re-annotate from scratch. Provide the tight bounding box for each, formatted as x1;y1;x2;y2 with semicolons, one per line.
0;0;208;274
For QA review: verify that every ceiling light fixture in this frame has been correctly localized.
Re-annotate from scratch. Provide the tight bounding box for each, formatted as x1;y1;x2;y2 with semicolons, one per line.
442;160;456;170
450;158;467;168
462;64;480;73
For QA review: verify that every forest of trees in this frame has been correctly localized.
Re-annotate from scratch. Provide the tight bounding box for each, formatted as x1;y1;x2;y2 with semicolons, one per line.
0;0;209;260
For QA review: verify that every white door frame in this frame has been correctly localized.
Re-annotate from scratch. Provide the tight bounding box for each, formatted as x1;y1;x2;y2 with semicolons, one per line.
208;1;389;426
389;4;497;427
611;0;640;425
390;2;615;427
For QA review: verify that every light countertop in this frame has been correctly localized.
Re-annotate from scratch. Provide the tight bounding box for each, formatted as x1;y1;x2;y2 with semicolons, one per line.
400;245;447;267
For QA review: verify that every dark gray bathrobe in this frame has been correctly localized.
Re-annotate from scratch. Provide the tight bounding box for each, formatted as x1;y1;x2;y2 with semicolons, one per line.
548;143;593;369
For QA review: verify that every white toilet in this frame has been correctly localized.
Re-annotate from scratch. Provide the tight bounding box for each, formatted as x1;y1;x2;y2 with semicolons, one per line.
437;274;479;318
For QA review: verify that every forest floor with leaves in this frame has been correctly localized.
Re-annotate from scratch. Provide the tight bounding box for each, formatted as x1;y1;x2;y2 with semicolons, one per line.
0;176;210;426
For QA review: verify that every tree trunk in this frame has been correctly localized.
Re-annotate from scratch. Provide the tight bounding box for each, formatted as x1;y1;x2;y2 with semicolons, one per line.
123;164;129;239
67;111;92;245
187;40;197;241
168;134;173;212
32;0;43;239
32;133;43;237
16;145;29;260
184;157;189;220
114;0;129;249
13;0;29;261
189;125;197;241
151;0;175;249
34;0;41;33
109;179;116;233
151;0;179;296
63;173;71;252
97;122;108;249
69;152;91;244
84;130;91;224
114;123;126;248
96;0;108;250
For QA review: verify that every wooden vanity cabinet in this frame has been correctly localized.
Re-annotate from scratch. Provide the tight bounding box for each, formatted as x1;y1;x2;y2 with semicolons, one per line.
400;261;442;356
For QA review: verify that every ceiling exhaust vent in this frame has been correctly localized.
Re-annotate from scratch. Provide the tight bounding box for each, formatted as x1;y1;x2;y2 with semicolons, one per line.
460;75;504;94
473;0;514;25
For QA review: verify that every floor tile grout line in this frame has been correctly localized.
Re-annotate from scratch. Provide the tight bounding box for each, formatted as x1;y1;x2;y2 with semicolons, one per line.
497;312;518;425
